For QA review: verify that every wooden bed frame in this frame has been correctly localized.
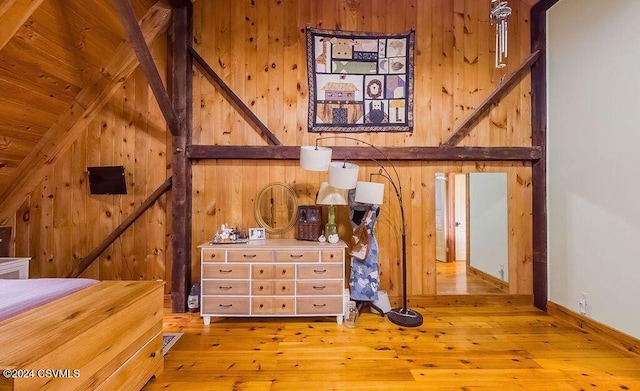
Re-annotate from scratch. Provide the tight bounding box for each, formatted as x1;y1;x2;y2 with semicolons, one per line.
0;280;164;391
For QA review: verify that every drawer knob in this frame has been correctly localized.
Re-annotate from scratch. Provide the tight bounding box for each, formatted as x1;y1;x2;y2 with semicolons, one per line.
281;286;286;291
330;254;334;259
259;304;264;308
281;269;287;275
314;269;327;274
259;285;264;290
243;254;257;258
290;254;303;258
210;253;216;259
281;304;287;308
259;269;265;274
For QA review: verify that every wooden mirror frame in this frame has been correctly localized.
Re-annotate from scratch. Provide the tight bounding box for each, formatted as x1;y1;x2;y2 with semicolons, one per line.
254;182;298;235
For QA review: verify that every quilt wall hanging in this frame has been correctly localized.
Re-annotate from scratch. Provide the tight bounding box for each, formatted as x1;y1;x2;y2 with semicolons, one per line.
306;27;415;133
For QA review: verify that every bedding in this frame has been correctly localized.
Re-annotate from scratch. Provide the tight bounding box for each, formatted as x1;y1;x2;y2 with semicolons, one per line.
0;278;98;321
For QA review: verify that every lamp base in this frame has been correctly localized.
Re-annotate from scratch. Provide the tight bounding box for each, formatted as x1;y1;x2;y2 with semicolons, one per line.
387;307;423;327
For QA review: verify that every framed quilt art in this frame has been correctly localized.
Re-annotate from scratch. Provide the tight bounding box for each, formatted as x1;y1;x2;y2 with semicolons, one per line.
306;27;415;133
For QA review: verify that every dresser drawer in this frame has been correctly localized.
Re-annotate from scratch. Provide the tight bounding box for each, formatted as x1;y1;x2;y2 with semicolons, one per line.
297;263;343;279
252;297;295;315
297;280;343;296
274;250;319;262
203;263;249;279
321;249;343;263
252;264;295;280
202;248;226;262
202;280;249;295
296;297;343;315
252;281;295;295
202;297;250;315
228;250;272;262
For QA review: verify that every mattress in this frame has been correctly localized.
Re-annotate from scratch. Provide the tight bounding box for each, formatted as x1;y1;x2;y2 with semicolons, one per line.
0;278;98;322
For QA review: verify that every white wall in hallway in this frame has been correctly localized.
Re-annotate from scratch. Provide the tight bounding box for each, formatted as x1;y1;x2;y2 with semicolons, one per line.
547;0;640;339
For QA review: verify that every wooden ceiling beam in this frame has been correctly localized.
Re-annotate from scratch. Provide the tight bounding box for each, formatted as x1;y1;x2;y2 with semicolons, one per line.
0;2;171;224
188;145;542;162
113;0;180;136
0;0;45;52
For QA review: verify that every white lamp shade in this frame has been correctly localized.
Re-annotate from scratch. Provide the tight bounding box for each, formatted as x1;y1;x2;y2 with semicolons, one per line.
316;182;349;205
300;146;332;171
355;181;385;205
328;162;359;189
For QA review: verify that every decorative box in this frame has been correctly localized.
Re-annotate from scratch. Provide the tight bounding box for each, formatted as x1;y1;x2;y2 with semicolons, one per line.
295;205;322;241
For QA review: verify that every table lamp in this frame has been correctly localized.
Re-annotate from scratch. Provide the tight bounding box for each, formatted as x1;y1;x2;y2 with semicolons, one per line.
315;182;349;243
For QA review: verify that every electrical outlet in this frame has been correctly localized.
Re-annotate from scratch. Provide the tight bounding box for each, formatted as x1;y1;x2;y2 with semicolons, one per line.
578;292;587;315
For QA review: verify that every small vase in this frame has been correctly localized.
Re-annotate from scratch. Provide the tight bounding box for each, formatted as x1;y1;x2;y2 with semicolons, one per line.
344;301;358;328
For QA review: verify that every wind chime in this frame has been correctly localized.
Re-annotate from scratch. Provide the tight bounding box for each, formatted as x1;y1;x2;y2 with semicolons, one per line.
490;0;512;68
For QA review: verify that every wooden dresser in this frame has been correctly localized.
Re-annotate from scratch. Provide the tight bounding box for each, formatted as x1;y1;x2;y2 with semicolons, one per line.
199;239;346;324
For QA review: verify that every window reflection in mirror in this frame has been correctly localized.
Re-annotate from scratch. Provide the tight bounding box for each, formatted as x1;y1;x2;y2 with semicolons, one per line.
435;173;508;295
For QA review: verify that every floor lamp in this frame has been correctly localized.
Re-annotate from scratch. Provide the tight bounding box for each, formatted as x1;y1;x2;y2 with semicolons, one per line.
300;136;423;327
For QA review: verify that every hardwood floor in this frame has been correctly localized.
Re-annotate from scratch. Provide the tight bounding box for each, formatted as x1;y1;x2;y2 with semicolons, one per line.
143;300;640;390
436;260;506;294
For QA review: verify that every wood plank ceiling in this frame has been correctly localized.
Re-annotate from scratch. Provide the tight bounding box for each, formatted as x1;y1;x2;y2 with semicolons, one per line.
0;0;161;201
0;0;541;214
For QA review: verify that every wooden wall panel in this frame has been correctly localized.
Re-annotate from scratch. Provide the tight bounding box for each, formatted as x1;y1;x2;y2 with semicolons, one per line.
192;0;532;148
4;37;170;284
3;0;534;300
190;0;534;297
190;160;532;297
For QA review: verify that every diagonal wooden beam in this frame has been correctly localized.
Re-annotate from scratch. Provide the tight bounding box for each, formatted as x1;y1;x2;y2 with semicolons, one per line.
0;0;44;51
68;177;172;278
0;2;171;225
191;47;282;146
443;50;541;146
113;0;181;136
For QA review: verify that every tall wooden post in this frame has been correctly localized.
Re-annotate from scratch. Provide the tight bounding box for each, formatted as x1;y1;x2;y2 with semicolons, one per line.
170;4;193;312
530;0;559;311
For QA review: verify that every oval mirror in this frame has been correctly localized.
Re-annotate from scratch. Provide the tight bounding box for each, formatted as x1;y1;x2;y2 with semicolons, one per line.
254;182;298;234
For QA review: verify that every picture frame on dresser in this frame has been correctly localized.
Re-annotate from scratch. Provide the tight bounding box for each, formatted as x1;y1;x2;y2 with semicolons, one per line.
248;227;266;241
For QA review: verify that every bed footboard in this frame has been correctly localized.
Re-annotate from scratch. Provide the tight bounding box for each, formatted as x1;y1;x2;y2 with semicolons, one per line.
0;281;164;391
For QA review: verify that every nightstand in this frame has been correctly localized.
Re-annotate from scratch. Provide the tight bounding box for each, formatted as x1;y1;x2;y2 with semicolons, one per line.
0;258;30;279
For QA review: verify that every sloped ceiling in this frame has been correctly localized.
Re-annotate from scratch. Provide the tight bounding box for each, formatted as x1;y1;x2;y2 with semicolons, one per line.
0;0;539;216
0;0;169;217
